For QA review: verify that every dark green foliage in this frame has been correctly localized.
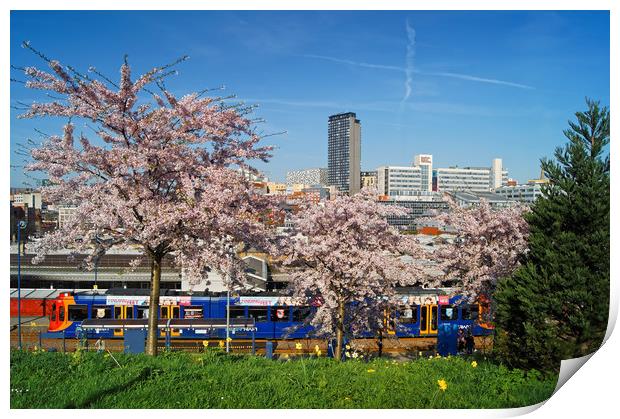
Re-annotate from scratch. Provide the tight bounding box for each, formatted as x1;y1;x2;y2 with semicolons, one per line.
10;350;556;408
494;99;610;371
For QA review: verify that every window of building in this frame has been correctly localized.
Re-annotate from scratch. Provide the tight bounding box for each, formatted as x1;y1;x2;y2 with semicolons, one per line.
68;305;88;321
440;305;458;321
91;305;113;319
247;307;268;322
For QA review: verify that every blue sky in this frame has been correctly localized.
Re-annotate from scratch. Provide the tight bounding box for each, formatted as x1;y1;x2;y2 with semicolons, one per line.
10;10;610;186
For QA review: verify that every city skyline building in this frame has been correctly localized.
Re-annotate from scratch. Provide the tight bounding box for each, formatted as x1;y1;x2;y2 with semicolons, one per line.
377;166;422;197
327;112;361;196
413;154;433;192
434;158;508;193
360;170;378;189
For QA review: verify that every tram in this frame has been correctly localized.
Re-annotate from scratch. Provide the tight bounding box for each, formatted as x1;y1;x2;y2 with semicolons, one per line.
44;287;493;341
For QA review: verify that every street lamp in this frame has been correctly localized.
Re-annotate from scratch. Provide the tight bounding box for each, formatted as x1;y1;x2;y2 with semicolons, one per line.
17;220;28;351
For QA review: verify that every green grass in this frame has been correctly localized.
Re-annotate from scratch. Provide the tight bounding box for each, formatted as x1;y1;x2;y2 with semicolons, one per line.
10;349;557;408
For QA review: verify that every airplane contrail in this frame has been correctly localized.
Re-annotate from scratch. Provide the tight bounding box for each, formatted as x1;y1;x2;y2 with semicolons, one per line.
403;20;416;102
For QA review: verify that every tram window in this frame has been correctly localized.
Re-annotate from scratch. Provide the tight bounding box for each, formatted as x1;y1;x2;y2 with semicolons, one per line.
91;305;113;319
399;306;418;324
125;306;134;319
68;305;89;321
51;303;57;321
440;305;458;321
271;306;289;322
136;306;150;319
247;307;268;322
114;306;123;319
184;306;203;319
293;306;312;322
461;304;480;320
229;307;247;319
59;306;65;321
171;306;180;318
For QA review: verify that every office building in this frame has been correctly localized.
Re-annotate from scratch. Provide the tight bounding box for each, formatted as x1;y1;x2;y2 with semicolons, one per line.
328;112;361;195
413;154;433;191
360;170;377;189
377;166;422;197
435;158;508;193
377;193;449;230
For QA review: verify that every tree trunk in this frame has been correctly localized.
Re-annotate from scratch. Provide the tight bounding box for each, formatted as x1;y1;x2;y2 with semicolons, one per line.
335;300;345;361
146;254;162;356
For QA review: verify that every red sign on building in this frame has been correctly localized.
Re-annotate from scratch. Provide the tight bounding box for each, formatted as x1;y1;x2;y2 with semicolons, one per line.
438;295;450;305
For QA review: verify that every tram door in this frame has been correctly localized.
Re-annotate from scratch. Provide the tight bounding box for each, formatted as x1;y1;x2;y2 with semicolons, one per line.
160;306;180;337
114;306;134;337
419;304;438;336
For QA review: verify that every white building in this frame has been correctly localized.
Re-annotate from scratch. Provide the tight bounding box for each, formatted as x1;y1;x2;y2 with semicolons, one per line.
286;168;328;186
435;158;508;193
377;166;422;197
57;205;77;228
494;182;544;204
413;154;433;191
12;192;42;210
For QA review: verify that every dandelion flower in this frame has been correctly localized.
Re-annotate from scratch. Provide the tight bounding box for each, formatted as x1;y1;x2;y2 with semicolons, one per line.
367;369;376;373
226;337;232;343
471;361;478;368
202;340;209;347
345;351;351;358
345;344;351;350
437;379;448;391
316;350;322;356
295;342;303;350
218;340;225;348
314;344;320;353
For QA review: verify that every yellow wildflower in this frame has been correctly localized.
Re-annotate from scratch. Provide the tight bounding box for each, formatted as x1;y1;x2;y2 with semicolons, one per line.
316;350;322;356
471;361;478;368
437;379;448;391
226;337;232;343
218;340;225;348
367;369;376;373
295;342;303;350
345;344;351;350
314;344;320;353
202;340;209;347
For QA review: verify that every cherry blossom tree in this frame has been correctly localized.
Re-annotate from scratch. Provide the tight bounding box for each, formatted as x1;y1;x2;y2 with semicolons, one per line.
15;45;276;355
280;189;424;360
432;197;530;301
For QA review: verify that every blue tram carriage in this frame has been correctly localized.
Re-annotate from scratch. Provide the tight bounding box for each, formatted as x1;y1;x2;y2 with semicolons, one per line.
46;288;492;340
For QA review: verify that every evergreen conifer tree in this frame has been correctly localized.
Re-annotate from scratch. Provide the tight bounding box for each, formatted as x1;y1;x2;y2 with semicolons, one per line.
494;99;610;371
